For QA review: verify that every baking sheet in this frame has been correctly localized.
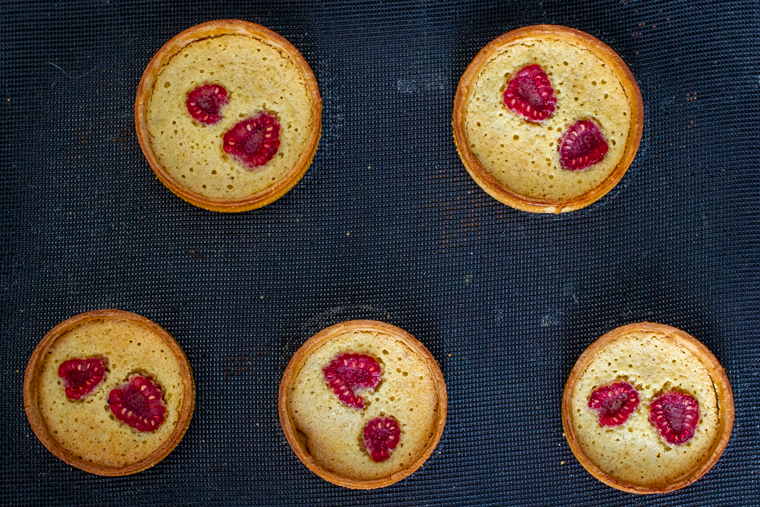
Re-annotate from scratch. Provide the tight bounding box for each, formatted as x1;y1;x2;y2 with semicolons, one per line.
1;0;758;505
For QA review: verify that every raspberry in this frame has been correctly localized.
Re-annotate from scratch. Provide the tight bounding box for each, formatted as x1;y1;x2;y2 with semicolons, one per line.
649;392;700;445
503;64;557;122
58;357;107;400
222;113;281;169
588;381;639;427
363;417;401;462
108;376;166;432
322;353;381;409
186;84;228;125
558;119;609;170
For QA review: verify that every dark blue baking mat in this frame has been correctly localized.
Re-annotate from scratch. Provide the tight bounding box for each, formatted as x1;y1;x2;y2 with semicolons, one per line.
1;0;758;505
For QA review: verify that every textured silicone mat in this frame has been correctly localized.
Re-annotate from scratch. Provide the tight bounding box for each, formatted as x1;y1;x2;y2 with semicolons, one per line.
2;0;759;505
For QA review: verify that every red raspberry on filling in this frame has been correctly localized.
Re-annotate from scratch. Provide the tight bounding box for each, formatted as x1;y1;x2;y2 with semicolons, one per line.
503;64;557;122
223;112;281;168
186;83;228;125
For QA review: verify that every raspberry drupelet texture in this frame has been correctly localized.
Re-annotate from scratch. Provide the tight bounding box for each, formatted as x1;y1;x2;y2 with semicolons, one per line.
649;392;700;445
503;64;557;122
58;357;107;400
322;353;381;409
588;381;640;427
223;112;281;169
363;416;401;462
558;119;609;171
186;84;228;125
108;376;167;432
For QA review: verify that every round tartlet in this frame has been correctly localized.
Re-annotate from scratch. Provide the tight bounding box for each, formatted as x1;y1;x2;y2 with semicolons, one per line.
135;20;322;212
279;320;447;489
24;310;195;476
453;25;643;213
562;322;733;494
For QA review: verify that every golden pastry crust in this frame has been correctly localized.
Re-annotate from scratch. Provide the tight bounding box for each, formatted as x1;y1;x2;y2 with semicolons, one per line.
562;323;733;494
24;310;195;476
135;20;322;212
279;320;447;489
453;25;643;213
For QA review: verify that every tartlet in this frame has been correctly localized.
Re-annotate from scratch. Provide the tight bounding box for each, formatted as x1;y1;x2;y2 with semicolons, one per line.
562;322;733;494
135;20;322;212
24;310;195;476
279;320;447;489
453;25;643;213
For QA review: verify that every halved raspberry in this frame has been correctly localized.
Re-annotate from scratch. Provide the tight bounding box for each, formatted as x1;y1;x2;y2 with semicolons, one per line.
363;416;401;462
558;119;609;171
323;353;381;410
503;64;557;122
108;376;166;432
222;113;280;169
58;357;107;400
649;392;700;445
186;84;228;125
588;381;639;427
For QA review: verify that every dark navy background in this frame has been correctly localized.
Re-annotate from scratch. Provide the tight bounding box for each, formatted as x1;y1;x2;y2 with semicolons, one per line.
1;1;758;505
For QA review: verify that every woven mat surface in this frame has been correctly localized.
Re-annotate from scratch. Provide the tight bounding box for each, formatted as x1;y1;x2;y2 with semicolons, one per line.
1;1;758;505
